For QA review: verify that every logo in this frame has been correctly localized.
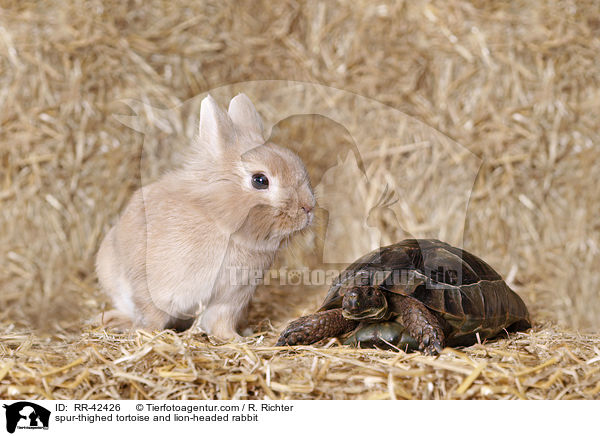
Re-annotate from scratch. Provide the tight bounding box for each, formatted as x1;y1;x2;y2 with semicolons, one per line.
3;402;50;434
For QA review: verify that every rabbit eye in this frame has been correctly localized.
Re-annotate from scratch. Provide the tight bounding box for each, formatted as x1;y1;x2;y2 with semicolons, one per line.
251;173;269;190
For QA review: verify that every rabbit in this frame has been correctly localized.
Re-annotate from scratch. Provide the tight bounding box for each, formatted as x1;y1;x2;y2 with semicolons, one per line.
96;93;315;339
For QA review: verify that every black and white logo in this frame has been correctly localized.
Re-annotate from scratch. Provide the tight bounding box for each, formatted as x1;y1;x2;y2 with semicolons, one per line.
2;402;50;434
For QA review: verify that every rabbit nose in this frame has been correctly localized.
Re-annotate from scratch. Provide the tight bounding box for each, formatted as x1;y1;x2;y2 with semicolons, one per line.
301;205;313;214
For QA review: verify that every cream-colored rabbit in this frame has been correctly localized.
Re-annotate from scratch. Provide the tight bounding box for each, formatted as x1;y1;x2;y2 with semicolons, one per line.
96;94;315;339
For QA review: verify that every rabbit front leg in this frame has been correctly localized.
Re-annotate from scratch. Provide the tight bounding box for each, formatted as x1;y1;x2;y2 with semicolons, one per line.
198;284;256;340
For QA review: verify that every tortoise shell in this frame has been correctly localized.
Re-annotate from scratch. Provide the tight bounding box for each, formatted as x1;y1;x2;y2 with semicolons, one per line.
319;239;531;343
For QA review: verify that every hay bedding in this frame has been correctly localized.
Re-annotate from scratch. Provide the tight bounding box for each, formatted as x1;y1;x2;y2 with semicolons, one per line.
2;325;600;399
1;0;600;399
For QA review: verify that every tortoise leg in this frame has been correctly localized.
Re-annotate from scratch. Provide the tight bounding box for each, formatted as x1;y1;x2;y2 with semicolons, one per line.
276;308;358;346
396;297;445;355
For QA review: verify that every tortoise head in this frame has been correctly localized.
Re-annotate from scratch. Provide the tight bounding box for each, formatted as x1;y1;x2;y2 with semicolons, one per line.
342;286;388;320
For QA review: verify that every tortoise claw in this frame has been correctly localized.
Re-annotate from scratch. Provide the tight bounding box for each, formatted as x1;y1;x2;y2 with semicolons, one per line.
276;320;311;346
422;340;443;356
276;309;358;347
418;324;444;355
395;296;446;356
276;314;326;346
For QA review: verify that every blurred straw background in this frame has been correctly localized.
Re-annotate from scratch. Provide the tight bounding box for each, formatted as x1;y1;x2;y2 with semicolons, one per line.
1;0;599;399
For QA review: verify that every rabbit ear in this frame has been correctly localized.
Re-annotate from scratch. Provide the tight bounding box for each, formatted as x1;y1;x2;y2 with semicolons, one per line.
228;93;264;142
198;94;235;155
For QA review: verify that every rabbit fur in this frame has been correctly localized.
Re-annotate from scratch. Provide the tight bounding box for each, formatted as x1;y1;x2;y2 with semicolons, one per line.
96;94;315;339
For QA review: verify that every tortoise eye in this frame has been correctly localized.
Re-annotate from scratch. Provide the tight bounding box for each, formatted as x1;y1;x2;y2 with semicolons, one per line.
251;173;269;190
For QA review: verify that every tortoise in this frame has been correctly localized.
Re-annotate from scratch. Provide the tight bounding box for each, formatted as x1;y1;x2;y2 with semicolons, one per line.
276;239;531;354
